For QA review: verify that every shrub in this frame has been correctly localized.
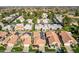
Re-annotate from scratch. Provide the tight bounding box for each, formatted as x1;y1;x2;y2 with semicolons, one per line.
11;46;23;52
0;44;6;52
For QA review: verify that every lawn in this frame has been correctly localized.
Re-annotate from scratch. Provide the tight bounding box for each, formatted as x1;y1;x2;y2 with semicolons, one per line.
11;46;23;52
29;46;38;53
72;45;79;53
0;44;6;52
45;46;56;53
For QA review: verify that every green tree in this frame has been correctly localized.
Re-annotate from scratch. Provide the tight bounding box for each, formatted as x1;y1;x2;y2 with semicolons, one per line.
0;44;6;52
75;9;79;16
63;16;72;26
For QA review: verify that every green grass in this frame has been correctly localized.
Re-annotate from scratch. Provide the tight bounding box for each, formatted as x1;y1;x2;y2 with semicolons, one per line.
29;46;37;53
0;44;6;52
72;45;79;53
45;47;56;53
11;46;23;52
11;40;23;52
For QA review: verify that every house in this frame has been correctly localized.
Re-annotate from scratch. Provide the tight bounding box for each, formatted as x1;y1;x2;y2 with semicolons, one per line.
16;16;25;23
2;31;16;44
5;16;12;21
35;24;49;31
33;38;45;47
35;24;42;30
2;36;10;44
24;24;32;30
27;19;33;24
55;14;64;23
50;24;62;30
5;34;18;52
33;31;40;39
33;38;45;52
2;25;12;31
10;14;16;17
33;31;45;52
42;24;49;31
60;31;77;46
35;23;62;31
0;31;7;38
7;34;18;46
37;18;49;24
0;31;7;43
42;19;49;23
20;33;31;44
46;31;61;48
15;23;24;31
20;33;31;52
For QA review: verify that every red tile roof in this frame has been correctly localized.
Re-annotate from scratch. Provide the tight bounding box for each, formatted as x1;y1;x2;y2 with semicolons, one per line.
21;34;31;45
33;38;45;46
60;31;77;44
0;31;7;37
7;34;18;44
33;31;45;46
2;36;10;44
15;24;24;31
46;31;61;47
23;38;31;45
33;31;40;39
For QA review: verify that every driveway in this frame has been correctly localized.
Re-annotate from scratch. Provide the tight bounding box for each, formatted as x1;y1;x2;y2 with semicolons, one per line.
65;45;74;53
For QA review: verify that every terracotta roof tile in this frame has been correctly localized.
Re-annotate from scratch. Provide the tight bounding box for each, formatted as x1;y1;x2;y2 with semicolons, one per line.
0;31;7;37
46;31;61;47
60;31;77;44
8;35;18;44
33;31;45;46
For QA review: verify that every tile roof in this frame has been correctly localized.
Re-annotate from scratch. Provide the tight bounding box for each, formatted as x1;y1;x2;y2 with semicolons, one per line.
2;36;10;44
60;31;77;44
20;34;30;41
33;38;45;46
20;34;31;45
15;24;24;31
46;31;61;47
23;38;31;45
0;31;7;37
33;31;40;39
7;34;18;44
33;31;45;46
